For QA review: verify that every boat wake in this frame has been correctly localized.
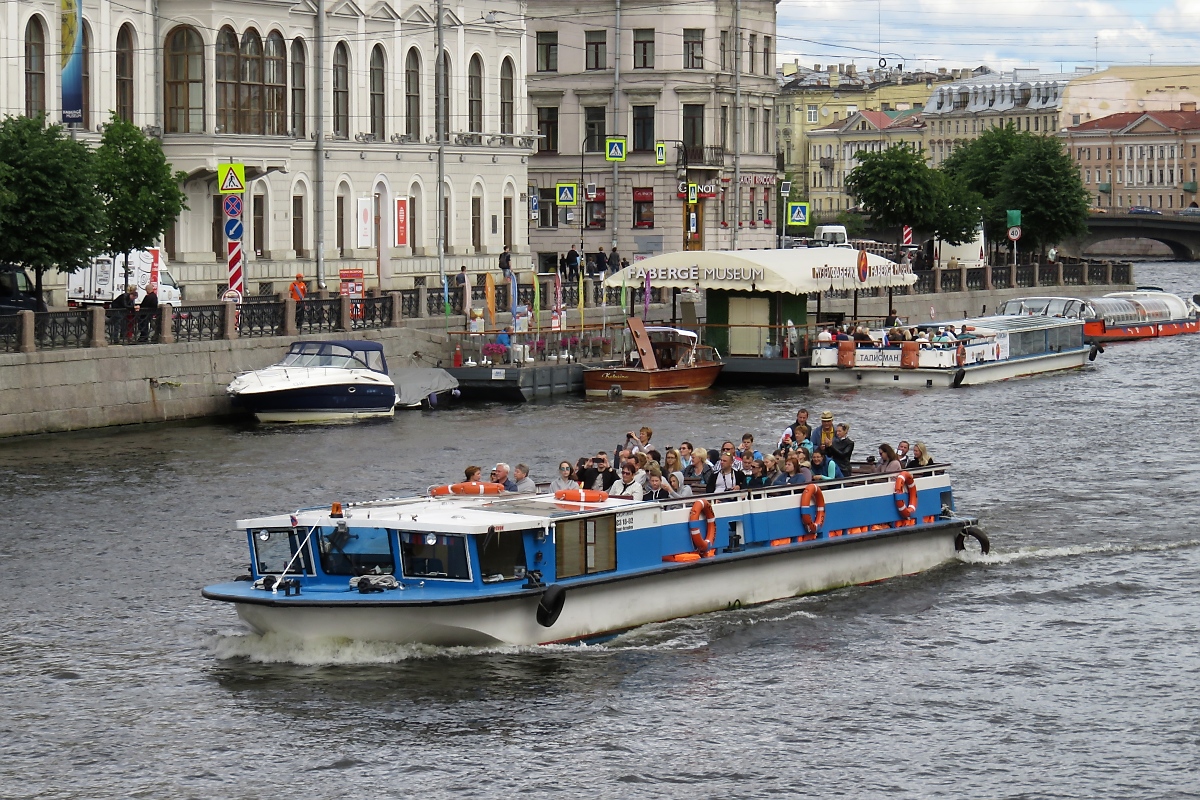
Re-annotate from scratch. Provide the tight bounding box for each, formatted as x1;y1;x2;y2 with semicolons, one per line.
956;537;1200;566
209;631;580;665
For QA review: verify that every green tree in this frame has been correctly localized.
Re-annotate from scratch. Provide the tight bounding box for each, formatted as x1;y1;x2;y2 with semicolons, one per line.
997;134;1090;253
931;171;985;246
95;113;187;286
940;124;1024;245
0;115;105;303
844;144;939;234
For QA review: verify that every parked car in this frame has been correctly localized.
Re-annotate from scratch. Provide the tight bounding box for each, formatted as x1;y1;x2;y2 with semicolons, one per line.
1087;206;1108;214
1127;206;1163;215
0;264;48;314
1176;206;1200;216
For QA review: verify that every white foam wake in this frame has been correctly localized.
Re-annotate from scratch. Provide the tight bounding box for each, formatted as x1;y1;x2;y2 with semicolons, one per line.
209;631;585;665
956;537;1200;566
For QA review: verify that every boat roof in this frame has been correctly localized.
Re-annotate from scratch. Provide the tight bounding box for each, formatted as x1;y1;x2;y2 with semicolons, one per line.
914;314;1083;333
644;326;699;340
289;340;385;352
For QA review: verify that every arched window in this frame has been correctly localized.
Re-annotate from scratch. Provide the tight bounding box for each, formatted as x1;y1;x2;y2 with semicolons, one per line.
333;42;349;139
239;29;264;135
165;26;204;132
290;39;306;138
500;58;514;136
24;17;46;117
370;45;385;140
436;51;451;141
468;55;483;135
81;24;92;128
405;49;420;139
265;32;286;136
215;27;238;133
116;24;135;122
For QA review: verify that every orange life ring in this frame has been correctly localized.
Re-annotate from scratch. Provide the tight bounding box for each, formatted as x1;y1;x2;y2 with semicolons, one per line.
893;471;917;518
430;481;506;496
688;499;717;554
800;484;825;534
554;488;608;503
955;343;966;367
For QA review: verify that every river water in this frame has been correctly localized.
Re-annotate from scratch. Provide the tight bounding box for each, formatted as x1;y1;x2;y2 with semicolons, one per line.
2;262;1198;799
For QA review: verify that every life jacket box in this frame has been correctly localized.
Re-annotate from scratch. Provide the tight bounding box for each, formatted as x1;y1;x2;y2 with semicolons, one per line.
900;340;920;369
836;339;856;368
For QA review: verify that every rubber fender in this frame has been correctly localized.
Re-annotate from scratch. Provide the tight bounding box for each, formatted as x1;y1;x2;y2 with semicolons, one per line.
951;367;967;388
1088;344;1100;362
954;525;991;555
608;384;623;399
536;584;567;627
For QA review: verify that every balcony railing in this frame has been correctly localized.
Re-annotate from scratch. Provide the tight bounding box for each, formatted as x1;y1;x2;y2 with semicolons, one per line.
683;145;726;166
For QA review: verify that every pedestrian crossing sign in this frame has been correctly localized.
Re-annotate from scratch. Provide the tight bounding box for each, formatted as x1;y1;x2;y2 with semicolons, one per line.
217;163;246;194
605;137;627;162
655;142;666;165
787;202;810;226
555;183;577;205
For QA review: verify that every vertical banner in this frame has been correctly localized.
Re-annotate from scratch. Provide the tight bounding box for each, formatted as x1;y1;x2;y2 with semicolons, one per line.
577;266;584;335
643;270;651;319
442;275;450;317
509;271;518;317
357;198;373;248
394;198;408;247
485;272;496;326
532;268;540;334
60;0;83;124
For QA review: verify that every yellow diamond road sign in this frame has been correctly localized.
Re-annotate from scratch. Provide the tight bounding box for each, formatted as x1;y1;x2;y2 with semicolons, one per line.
218;163;246;194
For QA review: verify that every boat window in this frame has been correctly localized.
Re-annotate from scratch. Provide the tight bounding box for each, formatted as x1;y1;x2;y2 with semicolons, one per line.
251;528;314;575
318;525;395;576
359;350;384;371
1008;329;1047;357
477;529;528;582
277;344;371;370
1045;299;1069;316
399;532;470;580
555;515;616;579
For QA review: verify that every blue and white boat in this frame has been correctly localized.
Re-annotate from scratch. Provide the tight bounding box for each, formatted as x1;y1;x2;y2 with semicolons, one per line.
202;466;986;646
227;340;398;422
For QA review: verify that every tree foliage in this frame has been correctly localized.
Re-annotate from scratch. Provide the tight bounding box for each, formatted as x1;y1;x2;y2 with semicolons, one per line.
996;134;1090;252
0;115;105;299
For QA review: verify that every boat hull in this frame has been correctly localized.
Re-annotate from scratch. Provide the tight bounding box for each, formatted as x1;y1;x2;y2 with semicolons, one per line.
1085;318;1200;343
583;363;723;397
230;384;397;422
222;521;965;646
808;348;1089;388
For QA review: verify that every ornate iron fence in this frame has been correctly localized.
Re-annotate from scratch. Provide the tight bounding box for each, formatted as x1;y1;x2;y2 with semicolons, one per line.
350;295;392;330
1088;263;1107;284
1015;266;1036;287
400;289;420;318
1062;264;1084;286
991;266;1011;287
238;301;284;338
517;284;536;307
37;310;92;348
0;314;20;353
914;271;935;294
939;270;962;292
173;305;225;342
966;268;986;291
1112;263;1131;284
1038;267;1059;287
297;299;341;334
562;284;579;307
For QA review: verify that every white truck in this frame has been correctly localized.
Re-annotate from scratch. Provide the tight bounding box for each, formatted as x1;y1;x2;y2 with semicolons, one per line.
811;225;851;248
67;248;181;307
935;225;987;269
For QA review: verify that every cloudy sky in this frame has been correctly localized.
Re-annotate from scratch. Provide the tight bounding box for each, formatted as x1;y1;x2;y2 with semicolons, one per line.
775;0;1194;74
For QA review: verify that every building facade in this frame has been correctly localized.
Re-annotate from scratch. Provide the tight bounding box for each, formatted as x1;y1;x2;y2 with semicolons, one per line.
807;109;925;215
1061;106;1200;211
524;0;779;267
2;0;531;302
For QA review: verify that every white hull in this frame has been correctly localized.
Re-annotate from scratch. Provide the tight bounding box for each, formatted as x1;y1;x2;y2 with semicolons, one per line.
233;525;959;646
808;349;1088;388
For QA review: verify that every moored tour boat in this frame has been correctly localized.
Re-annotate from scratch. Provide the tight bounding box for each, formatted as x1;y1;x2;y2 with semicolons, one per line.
997;288;1200;343
808;315;1093;389
202;465;985;646
583;318;723;398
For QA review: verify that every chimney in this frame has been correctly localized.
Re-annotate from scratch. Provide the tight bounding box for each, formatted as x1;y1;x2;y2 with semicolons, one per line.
938;67;947;75
1182;102;1197;112
847;64;857;77
838;63;845;74
814;63;821;72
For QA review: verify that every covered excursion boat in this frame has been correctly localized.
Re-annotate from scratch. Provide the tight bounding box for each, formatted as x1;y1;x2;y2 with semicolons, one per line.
202;465;985;646
997;289;1200;343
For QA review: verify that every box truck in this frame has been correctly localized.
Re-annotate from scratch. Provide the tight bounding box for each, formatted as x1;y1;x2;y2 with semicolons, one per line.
67;248;181;307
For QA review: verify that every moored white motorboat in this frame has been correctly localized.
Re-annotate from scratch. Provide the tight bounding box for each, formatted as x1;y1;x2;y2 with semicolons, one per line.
202;466;985;646
227;340;398;422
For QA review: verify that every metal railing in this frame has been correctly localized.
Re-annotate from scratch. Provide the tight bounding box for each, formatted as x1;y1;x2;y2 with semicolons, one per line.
399;289;420;318
914;272;935;294
966;268;986;291
350;295;392;330
238;301;284;338
991;265;1010;287
1038;267;1059;288
1087;263;1107;284
1062;263;1084;286
0;314;21;353
1113;263;1131;284
37;310;92;348
939;270;962;292
174;304;225;342
297;298;341;334
1015;266;1036;287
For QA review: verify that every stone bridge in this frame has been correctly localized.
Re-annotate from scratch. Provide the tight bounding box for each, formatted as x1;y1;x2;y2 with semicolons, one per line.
1059;212;1200;260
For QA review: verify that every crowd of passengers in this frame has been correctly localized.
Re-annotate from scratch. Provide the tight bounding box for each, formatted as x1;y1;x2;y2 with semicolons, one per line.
459;408;934;502
816;309;977;348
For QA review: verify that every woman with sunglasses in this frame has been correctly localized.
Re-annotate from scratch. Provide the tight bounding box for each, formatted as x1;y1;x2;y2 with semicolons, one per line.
549;460;579;492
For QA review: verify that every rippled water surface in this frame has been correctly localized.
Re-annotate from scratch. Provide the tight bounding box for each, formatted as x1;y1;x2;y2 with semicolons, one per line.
2;263;1199;799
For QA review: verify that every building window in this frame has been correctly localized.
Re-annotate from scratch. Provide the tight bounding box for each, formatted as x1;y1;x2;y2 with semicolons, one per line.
239;30;265;135
807;104;818;124
405;49;420;139
763;36;771;74
538;188;557;227
683;104;704;148
80;25;91;128
292;195;306;257
748;35;757;75
585;107;606;152
290;38;306;138
215;27;238;133
500;58;514;135
24;17;46;117
720;31;728;71
763;108;771;153
748;108;757;154
634;29;654;69
633;188;654;228
116;24;135;123
369;45;385;139
537;106;559;153
632;105;655;151
333;42;349;139
265;32;286;136
536;32;558;72
165;26;204;133
586;190;606;229
586;31;606;70
683;30;704;69
436;51;450;140
468;55;483;135
720;105;728;148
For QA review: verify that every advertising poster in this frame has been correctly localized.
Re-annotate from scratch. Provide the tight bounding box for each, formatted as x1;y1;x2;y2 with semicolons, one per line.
60;0;83;123
394;198;408;247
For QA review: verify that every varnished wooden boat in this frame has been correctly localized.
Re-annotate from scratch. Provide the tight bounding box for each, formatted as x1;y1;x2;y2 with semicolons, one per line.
584;318;723;397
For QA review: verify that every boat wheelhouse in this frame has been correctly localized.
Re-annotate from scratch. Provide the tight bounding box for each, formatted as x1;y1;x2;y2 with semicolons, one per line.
997;289;1200;343
202;465;984;646
808;315;1092;388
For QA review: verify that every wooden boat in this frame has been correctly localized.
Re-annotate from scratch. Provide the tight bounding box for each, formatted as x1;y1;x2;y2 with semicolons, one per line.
583;318;723;397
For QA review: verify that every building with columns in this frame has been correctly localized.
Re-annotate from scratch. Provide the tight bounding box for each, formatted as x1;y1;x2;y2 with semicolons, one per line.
524;0;779;269
2;0;531;303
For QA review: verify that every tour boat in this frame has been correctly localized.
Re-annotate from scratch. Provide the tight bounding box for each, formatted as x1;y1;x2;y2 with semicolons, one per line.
583;318;723;398
202;466;985;646
997;289;1200;343
227;340;398;422
807;315;1094;388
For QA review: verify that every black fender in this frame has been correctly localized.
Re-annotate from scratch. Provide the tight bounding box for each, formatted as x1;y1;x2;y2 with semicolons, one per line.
951;368;967;388
607;384;623;399
536;584;567;627
1088;344;1100;362
954;525;990;555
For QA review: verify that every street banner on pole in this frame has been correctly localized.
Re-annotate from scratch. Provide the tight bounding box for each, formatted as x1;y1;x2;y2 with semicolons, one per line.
60;0;83;123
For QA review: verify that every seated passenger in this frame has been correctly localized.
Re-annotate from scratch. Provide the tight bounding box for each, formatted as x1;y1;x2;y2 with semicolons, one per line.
549;461;579;492
736;433;763;464
816;327;834;343
683;447;713;483
762;454;781;485
874;444;902;474
773;455;811;486
744;459;772;488
464;465;483;483
491;462;519;492
912;441;934;467
513;463;537;493
813;411;837;453
632;452;651;487
896;440;913;468
667;472;693;498
706;452;746;493
579;451;619;492
852;326;875;345
610;461;644;500
644;470;672;501
810;450;843;481
662;448;684;477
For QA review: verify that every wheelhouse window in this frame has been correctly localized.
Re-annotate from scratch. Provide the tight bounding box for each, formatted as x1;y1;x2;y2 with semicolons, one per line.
252;528;314;575
25;17;46;117
555;516;616;578
477;530;528;582
290;38;306;138
405;48;420;139
318;526;395;576
333;42;349;139
116;24;135;122
399;532;470;579
165;26;204;133
370;45;385;140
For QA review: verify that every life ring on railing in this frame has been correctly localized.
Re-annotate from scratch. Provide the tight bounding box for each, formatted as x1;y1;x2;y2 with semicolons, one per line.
430;481;506;496
554;488;608;503
688;499;717;554
893;471;918;519
800;484;825;534
955;343;966;367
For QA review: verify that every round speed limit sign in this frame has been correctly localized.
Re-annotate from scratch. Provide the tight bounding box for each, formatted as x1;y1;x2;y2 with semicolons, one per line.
1007;226;1022;241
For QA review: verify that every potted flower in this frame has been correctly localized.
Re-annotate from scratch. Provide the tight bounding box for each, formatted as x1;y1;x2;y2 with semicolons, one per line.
482;342;508;359
600;336;612;354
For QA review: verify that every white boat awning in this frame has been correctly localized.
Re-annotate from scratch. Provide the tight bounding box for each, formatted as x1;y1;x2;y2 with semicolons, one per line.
602;248;917;294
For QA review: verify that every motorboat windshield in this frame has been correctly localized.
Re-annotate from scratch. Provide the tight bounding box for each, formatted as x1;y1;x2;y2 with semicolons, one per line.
276;341;387;373
997;297;1090;319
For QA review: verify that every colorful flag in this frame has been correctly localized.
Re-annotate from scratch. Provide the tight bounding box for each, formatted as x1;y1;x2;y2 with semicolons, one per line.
509;271;518;317
442;275;450;317
577;263;585;334
485;273;496;326
532;268;540;333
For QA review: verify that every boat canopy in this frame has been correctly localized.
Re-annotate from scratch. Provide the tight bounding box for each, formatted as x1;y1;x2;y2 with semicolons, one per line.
1102;291;1193;322
602;248;917;294
913;314;1084;335
278;340;388;373
644;326;698;341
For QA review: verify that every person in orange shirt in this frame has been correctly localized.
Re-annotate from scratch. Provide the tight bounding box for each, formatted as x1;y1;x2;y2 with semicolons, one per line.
289;273;307;301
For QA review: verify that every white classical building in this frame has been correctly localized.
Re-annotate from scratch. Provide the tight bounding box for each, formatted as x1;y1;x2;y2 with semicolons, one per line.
1;0;531;302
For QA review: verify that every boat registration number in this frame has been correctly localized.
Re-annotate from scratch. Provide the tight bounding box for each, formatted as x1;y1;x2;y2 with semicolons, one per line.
616;512;635;532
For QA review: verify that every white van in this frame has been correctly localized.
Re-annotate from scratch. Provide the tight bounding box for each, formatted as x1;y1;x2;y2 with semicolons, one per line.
935;225;987;269
811;225;851;248
68;248;182;307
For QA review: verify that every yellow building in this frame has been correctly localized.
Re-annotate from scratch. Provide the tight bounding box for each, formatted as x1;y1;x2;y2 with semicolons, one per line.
1061;67;1200;127
807;109;925;216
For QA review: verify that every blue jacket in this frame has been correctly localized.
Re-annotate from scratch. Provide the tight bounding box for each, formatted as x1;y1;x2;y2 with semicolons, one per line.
812;458;842;481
